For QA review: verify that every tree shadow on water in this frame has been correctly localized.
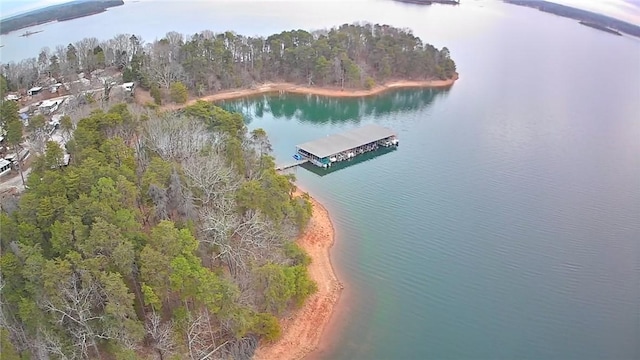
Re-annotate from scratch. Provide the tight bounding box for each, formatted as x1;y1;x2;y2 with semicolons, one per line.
220;87;451;126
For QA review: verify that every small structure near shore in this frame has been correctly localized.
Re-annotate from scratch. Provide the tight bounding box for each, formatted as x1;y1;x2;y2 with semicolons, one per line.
27;86;43;96
295;124;399;168
0;159;12;177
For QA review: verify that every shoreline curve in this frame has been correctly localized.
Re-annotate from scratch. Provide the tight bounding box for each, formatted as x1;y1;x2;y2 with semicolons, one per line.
135;75;458;110
253;188;343;360
134;75;457;357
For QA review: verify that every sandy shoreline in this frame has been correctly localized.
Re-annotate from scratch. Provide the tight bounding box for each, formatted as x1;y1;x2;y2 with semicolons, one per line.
253;189;343;360
135;76;458;110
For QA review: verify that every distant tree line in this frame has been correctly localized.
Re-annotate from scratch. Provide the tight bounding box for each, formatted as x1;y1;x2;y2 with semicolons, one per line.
505;0;640;37
1;23;457;101
0;0;125;35
0;100;315;359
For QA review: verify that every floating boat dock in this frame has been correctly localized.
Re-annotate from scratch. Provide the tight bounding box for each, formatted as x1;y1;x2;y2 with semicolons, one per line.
295;124;399;168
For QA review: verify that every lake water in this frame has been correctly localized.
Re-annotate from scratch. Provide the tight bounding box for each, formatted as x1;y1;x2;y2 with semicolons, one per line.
3;1;640;359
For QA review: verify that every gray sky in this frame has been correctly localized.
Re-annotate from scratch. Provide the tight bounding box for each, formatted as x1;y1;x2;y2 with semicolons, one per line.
1;0;639;24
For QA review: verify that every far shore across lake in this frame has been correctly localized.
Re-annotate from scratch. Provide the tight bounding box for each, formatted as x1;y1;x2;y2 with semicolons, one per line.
134;76;458;110
253;188;343;360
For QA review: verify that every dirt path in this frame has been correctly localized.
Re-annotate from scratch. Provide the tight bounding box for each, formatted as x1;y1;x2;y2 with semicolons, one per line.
135;77;458;111
253;190;343;360
0;168;31;193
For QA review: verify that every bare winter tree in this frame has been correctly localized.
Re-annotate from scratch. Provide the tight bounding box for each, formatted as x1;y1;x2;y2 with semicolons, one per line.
145;312;175;360
37;47;51;74
39;330;73;360
182;154;238;207
185;309;228;360
74;37;100;73
109;34;135;69
54;44;77;80
164;31;185;49
167;168;197;219
144;114;212;161
201;206;284;277
219;336;258;360
41;273;104;359
148;184;169;221
143;41;185;89
5;59;40;90
39;270;141;360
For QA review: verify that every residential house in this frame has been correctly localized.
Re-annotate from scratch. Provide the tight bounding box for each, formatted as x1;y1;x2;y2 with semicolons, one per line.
0;159;11;177
122;82;135;92
50;83;63;93
39;98;64;115
27;86;44;96
4;93;21;101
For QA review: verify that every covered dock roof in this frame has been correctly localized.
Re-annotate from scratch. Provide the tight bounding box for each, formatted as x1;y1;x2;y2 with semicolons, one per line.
296;124;396;159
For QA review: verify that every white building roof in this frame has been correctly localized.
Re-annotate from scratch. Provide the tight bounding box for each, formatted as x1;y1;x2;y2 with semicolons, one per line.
296;124;397;159
28;86;43;92
0;159;10;167
40;99;60;108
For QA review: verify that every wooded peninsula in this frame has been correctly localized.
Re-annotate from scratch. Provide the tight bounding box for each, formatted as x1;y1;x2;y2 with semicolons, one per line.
1;23;457;105
0;23;457;360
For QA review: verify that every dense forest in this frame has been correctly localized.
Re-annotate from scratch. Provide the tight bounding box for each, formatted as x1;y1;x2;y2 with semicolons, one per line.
1;23;457;101
0;0;125;35
0;99;316;359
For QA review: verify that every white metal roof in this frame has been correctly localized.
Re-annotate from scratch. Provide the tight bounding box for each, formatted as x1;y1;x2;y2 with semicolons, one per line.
0;159;10;167
296;124;396;159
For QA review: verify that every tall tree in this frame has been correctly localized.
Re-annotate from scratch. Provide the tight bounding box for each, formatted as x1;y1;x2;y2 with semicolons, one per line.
2;101;25;186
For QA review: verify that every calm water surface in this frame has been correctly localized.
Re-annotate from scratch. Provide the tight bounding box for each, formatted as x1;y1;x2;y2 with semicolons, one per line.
3;1;640;359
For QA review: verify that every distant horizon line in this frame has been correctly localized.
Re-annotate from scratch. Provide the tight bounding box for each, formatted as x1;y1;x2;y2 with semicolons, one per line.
1;0;638;27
